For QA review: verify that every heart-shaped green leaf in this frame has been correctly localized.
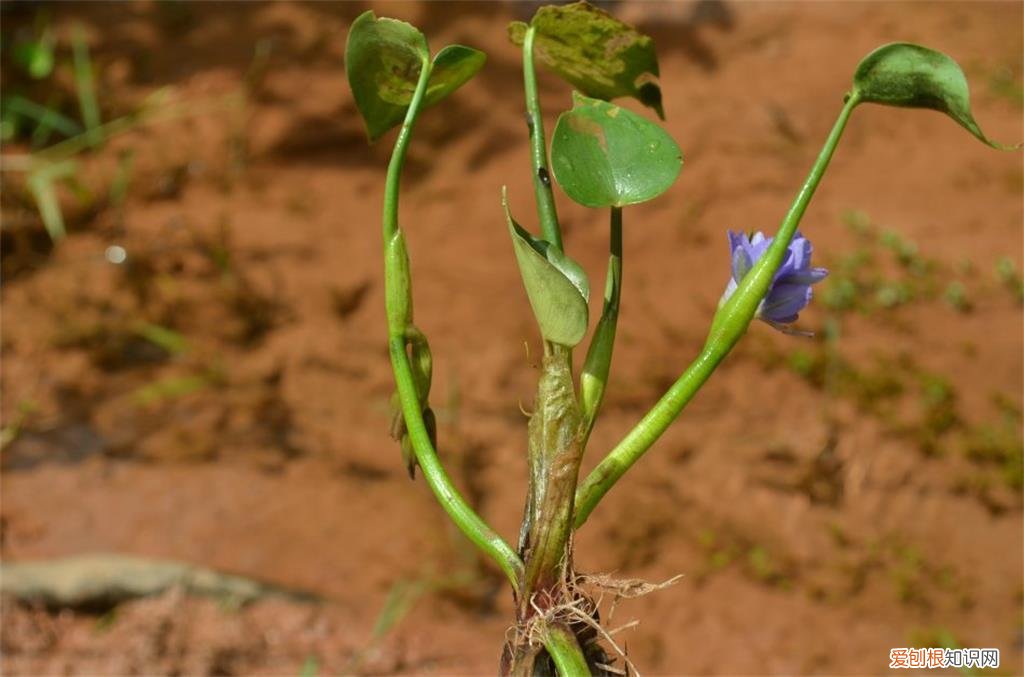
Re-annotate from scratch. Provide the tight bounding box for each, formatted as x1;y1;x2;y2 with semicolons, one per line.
345;12;428;142
508;1;664;118
345;11;485;142
504;188;589;346
551;93;682;208
852;43;1019;150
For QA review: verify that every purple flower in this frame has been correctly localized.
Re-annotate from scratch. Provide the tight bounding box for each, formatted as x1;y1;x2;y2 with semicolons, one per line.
720;230;828;328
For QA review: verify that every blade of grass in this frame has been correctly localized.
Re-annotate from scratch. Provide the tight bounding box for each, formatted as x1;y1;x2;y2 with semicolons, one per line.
345;571;479;673
71;26;102;147
132;373;211;406
0;400;38;452
28;87;192;164
371;579;429;639
0;86;231;172
30;108;60;147
26;160;76;240
110;149;135;207
298;656;319;677
26;175;64;240
61;171;95;209
2;88;237;245
4;95;83;139
133;322;190;355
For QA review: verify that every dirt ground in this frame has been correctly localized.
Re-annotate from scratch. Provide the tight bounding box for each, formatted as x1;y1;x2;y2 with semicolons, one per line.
2;2;1022;675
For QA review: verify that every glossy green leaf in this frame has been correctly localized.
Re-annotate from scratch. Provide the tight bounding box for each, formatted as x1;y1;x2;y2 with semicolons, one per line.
508;1;664;118
503;189;589;346
345;11;486;142
852;43;1019;150
551;93;682;208
426;45;486;107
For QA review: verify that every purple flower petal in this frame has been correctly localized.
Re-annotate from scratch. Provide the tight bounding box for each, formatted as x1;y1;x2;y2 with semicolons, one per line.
772;249;796;283
727;230;745;251
719;228;828;330
782;266;829;285
788;236;811;270
748;232;771;262
732;244;753;282
722;277;738;302
760;283;813;321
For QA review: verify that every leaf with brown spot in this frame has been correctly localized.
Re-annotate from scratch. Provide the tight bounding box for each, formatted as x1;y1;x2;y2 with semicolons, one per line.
551;93;682;208
508;2;664;118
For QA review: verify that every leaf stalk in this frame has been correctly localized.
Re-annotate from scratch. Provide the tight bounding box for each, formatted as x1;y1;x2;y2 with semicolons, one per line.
573;92;861;528
523;26;563;250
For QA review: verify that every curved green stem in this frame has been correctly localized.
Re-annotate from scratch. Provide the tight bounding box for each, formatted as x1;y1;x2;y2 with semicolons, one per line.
573;344;723;528
382;58;524;591
523;26;562;250
541;623;590;677
390;338;523;590
579;207;622;439
382;60;433;241
574;93;861;528
707;91;860;346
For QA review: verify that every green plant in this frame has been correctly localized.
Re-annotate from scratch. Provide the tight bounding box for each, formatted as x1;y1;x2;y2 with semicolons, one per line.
0;22;243;244
995;257;1024;304
344;3;1016;672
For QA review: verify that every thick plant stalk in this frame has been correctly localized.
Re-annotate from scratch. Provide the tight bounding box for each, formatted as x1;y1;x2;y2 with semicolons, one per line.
542;622;591;676
573;92;861;528
507;29;598;675
518;349;583;607
516;20;584;611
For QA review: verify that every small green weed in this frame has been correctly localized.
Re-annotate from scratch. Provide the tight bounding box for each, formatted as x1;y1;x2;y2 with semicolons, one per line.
943;281;973;313
995;257;1024;304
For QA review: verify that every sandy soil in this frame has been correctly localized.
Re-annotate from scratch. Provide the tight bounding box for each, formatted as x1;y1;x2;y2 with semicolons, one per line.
2;2;1022;675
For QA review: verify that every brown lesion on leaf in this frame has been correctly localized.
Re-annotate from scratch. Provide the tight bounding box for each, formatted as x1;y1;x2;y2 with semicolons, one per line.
515;1;663;116
567;114;607;151
604;30;645;62
374;48;420;106
634;72;659;88
507;21;528;46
